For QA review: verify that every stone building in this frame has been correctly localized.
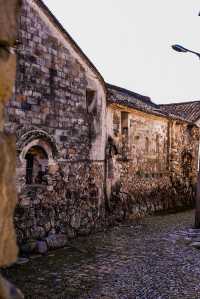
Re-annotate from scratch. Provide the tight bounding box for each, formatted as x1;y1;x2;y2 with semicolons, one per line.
160;101;200;169
5;0;200;249
106;85;199;221
6;0;107;246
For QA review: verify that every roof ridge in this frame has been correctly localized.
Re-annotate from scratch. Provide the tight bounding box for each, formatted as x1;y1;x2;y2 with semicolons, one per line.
160;100;200;106
106;83;156;105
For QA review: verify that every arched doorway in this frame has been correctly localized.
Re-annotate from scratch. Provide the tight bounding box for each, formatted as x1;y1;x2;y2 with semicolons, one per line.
25;145;48;185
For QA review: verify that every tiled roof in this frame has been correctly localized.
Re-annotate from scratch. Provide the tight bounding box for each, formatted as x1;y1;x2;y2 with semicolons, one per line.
160;101;200;122
107;84;192;122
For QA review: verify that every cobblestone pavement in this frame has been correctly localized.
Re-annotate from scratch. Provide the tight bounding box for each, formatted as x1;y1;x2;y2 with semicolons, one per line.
2;210;200;299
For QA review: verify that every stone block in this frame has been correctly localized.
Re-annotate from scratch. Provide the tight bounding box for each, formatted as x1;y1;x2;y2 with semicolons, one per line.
36;240;48;254
45;234;68;250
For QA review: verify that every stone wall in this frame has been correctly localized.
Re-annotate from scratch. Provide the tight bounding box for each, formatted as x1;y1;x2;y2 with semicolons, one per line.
16;161;105;244
106;104;199;222
4;0;200;253
5;0;107;249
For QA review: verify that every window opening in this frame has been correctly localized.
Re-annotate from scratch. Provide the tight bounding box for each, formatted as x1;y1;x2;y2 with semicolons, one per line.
121;111;129;136
145;137;149;154
25;145;48;185
86;89;96;115
121;112;129;159
156;134;159;154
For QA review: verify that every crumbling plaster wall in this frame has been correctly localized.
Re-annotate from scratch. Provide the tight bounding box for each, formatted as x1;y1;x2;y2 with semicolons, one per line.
192;118;200;170
5;0;107;245
169;121;199;183
106;104;199;221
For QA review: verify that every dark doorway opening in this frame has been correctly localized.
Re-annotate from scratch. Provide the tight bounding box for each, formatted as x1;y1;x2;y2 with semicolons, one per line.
25;145;48;185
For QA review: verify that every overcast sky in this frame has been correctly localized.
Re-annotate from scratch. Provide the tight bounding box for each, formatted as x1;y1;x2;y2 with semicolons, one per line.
43;0;200;104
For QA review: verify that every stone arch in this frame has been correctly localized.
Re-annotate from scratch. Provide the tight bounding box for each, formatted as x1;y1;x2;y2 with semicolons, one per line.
19;138;56;186
16;126;58;158
16;128;59;188
20;138;54;162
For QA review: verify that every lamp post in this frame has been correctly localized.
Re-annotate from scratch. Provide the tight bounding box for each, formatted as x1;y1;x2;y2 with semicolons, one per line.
172;43;200;228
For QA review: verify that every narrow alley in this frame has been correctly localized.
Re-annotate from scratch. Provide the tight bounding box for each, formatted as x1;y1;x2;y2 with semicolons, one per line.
3;210;200;299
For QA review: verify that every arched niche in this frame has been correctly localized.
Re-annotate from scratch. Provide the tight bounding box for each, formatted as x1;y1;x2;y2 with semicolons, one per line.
18;137;58;187
25;145;48;185
16;127;58;158
20;138;54;162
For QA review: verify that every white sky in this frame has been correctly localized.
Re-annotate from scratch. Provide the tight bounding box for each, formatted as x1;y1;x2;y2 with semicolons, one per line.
43;0;200;104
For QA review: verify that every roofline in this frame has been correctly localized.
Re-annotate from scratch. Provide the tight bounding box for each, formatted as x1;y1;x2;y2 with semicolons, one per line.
107;100;196;125
160;101;200;122
34;0;106;89
106;83;155;105
160;100;200;106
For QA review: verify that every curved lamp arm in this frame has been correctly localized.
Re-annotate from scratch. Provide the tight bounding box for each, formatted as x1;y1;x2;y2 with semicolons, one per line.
172;44;200;60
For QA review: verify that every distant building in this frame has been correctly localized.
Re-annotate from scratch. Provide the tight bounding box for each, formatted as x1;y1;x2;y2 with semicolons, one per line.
160;101;200;126
160;101;200;169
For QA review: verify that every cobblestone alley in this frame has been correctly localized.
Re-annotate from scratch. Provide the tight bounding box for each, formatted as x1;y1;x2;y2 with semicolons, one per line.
3;210;200;299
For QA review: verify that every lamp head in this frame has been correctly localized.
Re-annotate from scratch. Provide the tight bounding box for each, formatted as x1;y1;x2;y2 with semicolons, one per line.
172;44;189;53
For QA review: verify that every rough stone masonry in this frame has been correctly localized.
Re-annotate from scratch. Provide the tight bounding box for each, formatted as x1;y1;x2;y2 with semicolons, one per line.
4;0;200;252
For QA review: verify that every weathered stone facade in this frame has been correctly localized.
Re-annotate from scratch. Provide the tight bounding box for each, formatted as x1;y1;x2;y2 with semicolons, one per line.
4;0;200;250
106;85;199;221
5;0;107;248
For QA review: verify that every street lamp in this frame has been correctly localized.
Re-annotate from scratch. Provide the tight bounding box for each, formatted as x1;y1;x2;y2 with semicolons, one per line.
172;44;200;60
172;43;200;228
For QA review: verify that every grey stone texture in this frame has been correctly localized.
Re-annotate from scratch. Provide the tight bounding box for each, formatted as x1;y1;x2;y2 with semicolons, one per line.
6;0;106;249
4;0;200;251
3;210;200;299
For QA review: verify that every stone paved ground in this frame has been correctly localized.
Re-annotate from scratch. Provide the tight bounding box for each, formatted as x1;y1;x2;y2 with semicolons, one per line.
2;210;200;299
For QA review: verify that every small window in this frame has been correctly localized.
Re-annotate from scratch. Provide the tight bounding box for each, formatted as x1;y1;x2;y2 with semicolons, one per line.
25;146;48;185
156;134;159;154
145;137;149;154
121;112;129;160
86;89;96;114
121;111;129;135
113;112;120;137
